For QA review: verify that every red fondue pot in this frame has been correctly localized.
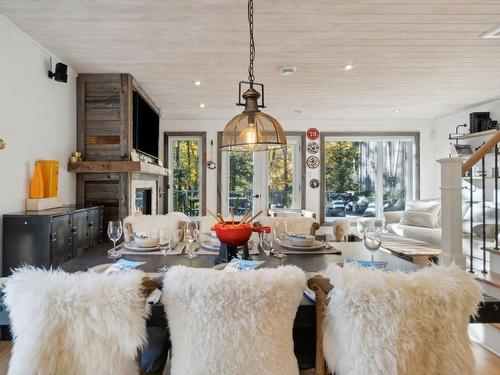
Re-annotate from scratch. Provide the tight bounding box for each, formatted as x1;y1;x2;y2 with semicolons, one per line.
213;222;270;247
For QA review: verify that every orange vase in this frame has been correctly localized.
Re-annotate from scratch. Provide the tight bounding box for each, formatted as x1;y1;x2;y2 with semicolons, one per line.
29;163;45;199
36;160;59;198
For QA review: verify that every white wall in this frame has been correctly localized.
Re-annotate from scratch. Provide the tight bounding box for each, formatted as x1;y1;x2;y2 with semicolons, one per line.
160;118;435;219
0;16;77;251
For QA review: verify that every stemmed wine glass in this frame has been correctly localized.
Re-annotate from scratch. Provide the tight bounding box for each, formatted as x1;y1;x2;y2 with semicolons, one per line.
107;220;123;259
273;220;288;259
260;229;275;265
157;229;173;272
184;221;199;259
363;227;382;262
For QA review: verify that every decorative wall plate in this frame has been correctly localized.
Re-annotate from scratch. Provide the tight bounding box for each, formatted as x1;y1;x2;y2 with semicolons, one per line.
307;128;320;140
309;179;320;189
307;142;319;154
306;156;320;169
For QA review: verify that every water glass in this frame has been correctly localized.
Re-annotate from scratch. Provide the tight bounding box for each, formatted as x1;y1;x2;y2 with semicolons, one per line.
260;230;275;265
273;220;288;258
363;228;382;262
184;221;199;259
107;220;123;259
157;229;173;272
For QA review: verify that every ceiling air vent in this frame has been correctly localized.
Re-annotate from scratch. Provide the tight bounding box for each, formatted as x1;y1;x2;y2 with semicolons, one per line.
481;26;500;39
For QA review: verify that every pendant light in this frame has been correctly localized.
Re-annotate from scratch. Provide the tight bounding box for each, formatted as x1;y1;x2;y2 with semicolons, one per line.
219;0;286;152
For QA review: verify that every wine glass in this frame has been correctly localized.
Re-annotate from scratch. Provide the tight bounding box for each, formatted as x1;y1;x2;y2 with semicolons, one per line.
107;220;123;259
184;221;199;259
157;229;173;272
273;220;288;259
260;229;275;265
363;227;382;263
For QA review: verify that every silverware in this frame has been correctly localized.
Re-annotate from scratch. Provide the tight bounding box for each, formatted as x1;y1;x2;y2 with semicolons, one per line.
321;240;332;249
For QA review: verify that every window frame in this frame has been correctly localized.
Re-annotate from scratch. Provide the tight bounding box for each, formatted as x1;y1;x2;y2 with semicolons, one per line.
320;132;420;225
164;131;207;217
217;131;306;215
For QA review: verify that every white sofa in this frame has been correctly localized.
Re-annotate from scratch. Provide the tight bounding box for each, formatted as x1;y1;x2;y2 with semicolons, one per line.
385;210;442;247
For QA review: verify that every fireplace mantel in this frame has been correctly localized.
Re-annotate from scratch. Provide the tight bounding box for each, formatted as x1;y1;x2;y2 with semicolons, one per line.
68;161;168;176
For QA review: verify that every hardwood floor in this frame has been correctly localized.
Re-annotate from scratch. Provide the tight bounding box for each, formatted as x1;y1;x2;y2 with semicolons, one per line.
0;341;497;374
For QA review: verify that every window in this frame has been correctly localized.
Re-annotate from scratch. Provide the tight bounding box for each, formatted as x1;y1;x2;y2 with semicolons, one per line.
219;134;303;216
322;134;418;222
165;133;206;217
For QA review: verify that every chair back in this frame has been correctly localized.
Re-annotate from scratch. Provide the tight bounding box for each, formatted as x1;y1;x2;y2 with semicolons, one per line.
256;216;319;236
4;268;149;375
123;212;190;242
319;265;481;375
162;265;306;375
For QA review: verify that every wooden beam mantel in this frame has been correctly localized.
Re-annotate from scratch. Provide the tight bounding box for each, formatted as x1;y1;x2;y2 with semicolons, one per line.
68;161;168;176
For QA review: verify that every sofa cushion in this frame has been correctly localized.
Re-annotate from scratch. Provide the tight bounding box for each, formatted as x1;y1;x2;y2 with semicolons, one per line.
386;223;442;247
400;200;440;228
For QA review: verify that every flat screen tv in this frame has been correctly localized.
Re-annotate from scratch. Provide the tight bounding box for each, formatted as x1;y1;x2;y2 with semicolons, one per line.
133;91;160;159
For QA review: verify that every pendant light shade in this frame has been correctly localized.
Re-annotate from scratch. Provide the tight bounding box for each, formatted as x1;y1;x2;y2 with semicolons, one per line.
221;87;286;152
220;0;286;152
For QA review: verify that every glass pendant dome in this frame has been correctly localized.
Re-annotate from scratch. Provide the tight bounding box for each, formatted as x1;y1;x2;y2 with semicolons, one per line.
220;87;286;152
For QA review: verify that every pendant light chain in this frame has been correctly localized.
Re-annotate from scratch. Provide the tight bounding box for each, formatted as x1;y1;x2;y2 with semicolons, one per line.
248;0;255;86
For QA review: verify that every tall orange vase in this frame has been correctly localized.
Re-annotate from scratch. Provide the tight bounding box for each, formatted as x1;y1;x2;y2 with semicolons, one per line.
29;163;45;199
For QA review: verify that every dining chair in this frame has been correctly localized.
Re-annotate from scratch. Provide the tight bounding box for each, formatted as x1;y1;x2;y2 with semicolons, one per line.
123;212;190;242
161;265;306;375
308;265;482;375
3;267;154;375
256;216;320;236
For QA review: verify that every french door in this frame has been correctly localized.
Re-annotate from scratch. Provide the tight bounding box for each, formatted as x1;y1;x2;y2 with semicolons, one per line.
165;133;206;218
219;135;302;217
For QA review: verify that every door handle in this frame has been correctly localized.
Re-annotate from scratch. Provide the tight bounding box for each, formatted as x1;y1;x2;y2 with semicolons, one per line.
252;194;261;198
50;233;57;242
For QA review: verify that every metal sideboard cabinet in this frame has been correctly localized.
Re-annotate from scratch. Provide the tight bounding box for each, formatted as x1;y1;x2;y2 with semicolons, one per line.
2;206;103;276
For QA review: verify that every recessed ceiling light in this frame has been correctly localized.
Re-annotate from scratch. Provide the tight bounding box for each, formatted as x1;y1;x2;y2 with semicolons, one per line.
341;64;355;71
194;81;201;86
280;67;297;77
393;109;401;113
199;103;205;108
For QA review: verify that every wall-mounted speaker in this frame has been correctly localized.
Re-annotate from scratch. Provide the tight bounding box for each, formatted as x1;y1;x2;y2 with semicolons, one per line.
48;62;68;83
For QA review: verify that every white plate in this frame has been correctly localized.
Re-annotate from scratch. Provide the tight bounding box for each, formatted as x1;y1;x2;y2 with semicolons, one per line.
201;240;221;251
280;240;325;251
124;242;160;252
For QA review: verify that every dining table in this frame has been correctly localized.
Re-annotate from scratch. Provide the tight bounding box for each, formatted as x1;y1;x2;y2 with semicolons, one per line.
60;241;499;326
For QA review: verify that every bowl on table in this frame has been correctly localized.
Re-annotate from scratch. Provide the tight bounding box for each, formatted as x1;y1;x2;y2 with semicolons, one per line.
286;234;315;247
131;233;159;248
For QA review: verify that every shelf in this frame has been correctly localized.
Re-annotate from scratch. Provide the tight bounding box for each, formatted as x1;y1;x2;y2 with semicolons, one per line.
68;161;168;176
449;129;499;141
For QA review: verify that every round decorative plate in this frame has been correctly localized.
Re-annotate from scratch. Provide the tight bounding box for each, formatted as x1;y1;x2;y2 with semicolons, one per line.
307;142;319;154
310;179;320;189
307;128;320;140
306;155;320;169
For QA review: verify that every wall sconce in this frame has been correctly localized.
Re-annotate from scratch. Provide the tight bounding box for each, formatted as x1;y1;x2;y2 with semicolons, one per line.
0;138;6;150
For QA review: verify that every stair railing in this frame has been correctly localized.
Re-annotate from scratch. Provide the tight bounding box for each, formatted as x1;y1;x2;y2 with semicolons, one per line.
442;131;500;273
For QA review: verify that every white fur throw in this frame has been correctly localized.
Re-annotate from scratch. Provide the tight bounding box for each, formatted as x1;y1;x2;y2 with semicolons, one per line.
4;268;150;375
162;265;306;375
123;212;190;242
322;264;482;375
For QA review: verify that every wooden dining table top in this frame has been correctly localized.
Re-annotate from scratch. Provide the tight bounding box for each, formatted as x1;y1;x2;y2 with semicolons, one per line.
59;241;500;325
61;241;417;307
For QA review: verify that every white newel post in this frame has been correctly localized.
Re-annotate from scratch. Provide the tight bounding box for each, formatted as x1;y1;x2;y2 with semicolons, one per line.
438;157;465;267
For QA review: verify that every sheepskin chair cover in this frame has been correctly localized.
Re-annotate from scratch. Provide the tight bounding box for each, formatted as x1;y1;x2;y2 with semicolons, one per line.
322;264;482;375
123;212;190;242
258;216;317;235
4;268;150;375
162;265;306;375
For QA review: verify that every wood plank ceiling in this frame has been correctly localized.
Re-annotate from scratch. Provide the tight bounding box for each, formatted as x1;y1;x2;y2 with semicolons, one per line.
2;0;500;123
